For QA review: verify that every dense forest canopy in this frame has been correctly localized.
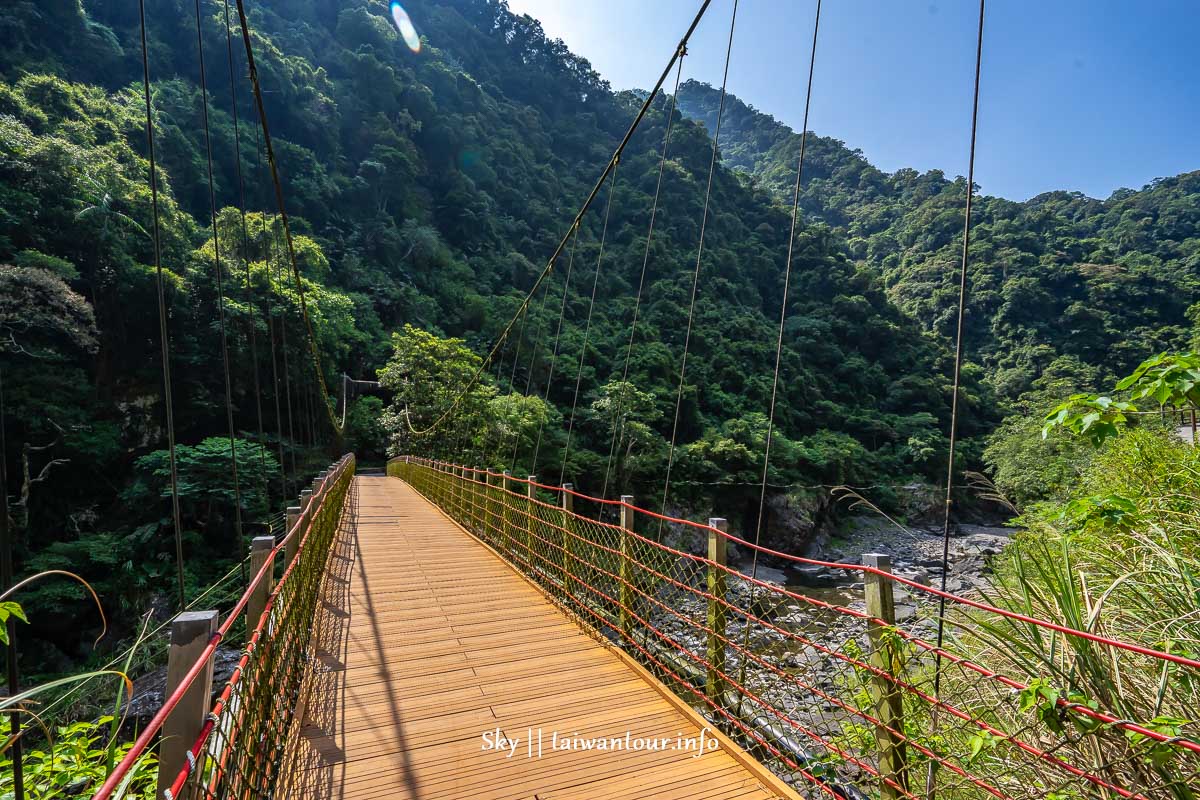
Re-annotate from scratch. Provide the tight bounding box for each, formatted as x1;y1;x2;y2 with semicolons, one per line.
0;0;1194;672
676;79;1200;402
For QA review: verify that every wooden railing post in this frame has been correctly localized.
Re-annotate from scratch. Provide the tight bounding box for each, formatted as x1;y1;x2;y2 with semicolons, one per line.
247;536;276;634
526;476;537;564
561;484;574;596
453;465;463;521
156;610;218;798
472;467;481;534
618;496;636;641
706;518;728;702
299;488;313;526
284;505;302;565
502;470;513;555
458;465;467;521
298;489;314;553
486;471;498;544
863;552;908;799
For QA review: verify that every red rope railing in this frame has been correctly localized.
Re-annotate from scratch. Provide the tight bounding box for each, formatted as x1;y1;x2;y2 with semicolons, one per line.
392;456;1200;800
91;454;354;800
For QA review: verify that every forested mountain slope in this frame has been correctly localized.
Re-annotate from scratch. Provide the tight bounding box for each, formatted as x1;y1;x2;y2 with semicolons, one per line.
0;0;975;657
5;6;1200;789
677;79;1200;401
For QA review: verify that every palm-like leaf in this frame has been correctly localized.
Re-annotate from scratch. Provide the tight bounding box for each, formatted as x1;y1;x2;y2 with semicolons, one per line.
74;172;150;241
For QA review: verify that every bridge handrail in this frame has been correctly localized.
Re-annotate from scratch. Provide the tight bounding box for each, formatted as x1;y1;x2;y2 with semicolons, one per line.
408;458;1200;670
390;455;1200;800
93;453;355;800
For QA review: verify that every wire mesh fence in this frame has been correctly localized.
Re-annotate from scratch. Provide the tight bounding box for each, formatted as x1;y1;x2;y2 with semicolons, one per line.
391;456;1200;800
92;454;355;800
165;455;354;800
31;504;295;741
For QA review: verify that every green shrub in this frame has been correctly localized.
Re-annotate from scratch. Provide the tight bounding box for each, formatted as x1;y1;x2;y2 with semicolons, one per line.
0;718;157;799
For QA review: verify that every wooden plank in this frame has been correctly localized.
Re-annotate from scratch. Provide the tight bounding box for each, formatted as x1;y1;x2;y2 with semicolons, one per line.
281;475;798;800
344;654;627;701
300;697;678;769
322;729;734;800
542;760;760;800
334;661;631;718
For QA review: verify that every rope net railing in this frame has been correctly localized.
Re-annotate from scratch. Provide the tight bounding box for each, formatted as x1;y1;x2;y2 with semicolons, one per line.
92;454;355;800
390;456;1200;800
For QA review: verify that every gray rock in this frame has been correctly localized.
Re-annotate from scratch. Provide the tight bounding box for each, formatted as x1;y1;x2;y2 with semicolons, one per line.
749;565;788;585
787;565;845;588
124;646;241;725
896;567;931;586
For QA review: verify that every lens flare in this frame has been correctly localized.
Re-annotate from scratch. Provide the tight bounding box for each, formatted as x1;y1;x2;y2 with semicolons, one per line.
390;2;421;53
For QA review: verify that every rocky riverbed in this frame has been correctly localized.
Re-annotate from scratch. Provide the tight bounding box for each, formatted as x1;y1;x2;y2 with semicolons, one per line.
124;646;242;727
801;517;1016;596
641;513;1016;793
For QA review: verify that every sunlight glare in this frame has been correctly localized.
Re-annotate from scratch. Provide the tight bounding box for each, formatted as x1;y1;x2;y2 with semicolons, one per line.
390;2;421;53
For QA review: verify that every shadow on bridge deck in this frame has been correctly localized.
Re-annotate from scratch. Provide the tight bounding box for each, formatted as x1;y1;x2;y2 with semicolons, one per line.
280;475;794;800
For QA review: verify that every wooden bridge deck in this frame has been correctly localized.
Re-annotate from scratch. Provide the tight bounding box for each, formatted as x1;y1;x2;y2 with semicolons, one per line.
282;475;794;800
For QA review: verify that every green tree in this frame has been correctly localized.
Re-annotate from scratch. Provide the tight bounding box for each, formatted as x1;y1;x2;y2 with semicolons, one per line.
378;324;497;458
346;395;387;463
125;438;280;561
984;357;1101;507
588;380;662;496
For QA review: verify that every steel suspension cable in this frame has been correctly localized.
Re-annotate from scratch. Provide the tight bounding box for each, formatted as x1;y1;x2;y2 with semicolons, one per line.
484;303;527;467
484;347;509;467
234;0;342;437
506;299;530;395
738;0;822;697
441;371;475;464
312;376;320;446
138;0;186;610
301;362;314;449
271;216;299;482
193;0;245;545
311;369;320;445
298;360;308;451
660;0;739;521
0;369;23;800
559;164;620;487
501;298;531;459
600;54;687;501
450;345;497;463
450;402;470;465
403;0;714;440
511;279;552;471
531;226;580;475
222;0;267;491
929;2;986;796
251;109;297;483
254;121;289;500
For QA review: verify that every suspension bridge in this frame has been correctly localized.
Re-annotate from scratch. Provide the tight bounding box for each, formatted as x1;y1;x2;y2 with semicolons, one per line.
83;457;1200;800
3;0;1196;797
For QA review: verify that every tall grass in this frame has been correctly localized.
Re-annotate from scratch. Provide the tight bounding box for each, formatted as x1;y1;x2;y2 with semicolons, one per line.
968;429;1200;798
0;572;158;798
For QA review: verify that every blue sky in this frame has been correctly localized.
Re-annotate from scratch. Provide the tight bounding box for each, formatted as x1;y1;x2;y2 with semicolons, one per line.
503;0;1198;201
